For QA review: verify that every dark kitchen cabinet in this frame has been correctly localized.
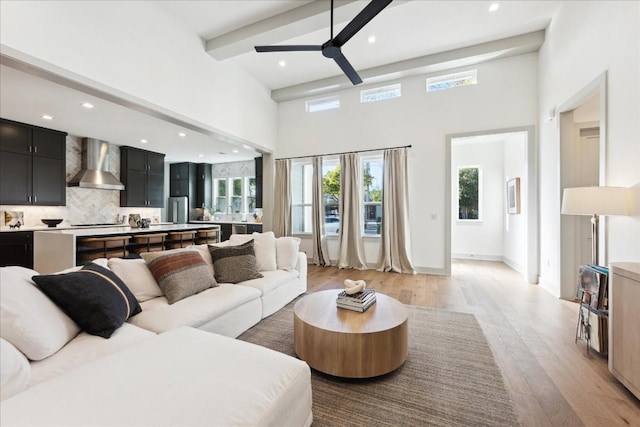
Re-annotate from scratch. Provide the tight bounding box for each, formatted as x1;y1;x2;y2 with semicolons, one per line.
169;162;211;209
120;146;165;207
255;156;263;208
0;118;66;206
0;231;33;269
196;163;212;209
169;162;196;201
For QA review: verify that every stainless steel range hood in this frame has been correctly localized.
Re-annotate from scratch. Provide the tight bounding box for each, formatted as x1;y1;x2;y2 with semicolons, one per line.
68;138;125;190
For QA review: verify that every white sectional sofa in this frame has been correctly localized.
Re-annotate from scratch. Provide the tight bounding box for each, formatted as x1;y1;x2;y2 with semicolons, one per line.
0;233;312;426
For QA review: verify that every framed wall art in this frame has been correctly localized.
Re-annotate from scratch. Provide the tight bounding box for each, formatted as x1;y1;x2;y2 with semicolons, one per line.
507;178;521;214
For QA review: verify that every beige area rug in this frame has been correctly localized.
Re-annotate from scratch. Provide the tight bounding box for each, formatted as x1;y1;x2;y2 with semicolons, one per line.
238;300;521;427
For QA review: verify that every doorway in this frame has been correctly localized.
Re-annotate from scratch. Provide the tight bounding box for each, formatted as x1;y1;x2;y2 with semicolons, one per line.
446;126;538;283
559;73;606;299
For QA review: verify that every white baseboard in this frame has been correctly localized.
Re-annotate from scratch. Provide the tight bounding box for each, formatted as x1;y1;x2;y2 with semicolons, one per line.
502;257;525;275
538;276;561;298
452;253;503;262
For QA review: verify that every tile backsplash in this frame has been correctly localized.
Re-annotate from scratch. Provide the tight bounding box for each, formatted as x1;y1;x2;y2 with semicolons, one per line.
0;135;160;227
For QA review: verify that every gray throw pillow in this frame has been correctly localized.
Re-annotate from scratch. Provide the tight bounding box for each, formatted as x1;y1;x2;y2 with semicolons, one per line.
208;240;263;284
141;250;217;304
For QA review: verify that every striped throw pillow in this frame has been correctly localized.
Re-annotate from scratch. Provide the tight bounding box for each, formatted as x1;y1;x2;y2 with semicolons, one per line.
142;250;217;304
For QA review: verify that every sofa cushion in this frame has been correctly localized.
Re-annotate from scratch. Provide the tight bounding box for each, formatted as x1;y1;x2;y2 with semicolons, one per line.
0;327;313;427
237;269;301;296
29;323;155;388
107;258;163;302
32;262;142;339
276;237;301;271
128;284;261;333
0;337;30;400
141;250;217;304
208;240;263;284
229;232;277;271
0;266;80;361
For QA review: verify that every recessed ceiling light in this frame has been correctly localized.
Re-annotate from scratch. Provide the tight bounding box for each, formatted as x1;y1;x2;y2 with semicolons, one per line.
232;150;239;154
367;35;376;44
82;102;94;109
278;60;286;67
140;139;148;144
178;132;186;137
489;3;500;12
42;114;53;120
198;154;204;158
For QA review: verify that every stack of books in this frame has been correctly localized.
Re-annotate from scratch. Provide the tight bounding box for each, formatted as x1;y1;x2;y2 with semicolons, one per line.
336;289;376;312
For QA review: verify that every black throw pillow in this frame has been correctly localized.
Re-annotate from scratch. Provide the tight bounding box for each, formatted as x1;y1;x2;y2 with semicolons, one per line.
32;262;142;338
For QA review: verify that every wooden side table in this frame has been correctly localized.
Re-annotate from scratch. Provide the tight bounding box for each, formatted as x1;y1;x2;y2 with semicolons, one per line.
293;290;408;378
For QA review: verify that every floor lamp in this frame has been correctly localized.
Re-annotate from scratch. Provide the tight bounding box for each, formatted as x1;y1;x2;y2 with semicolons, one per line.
561;186;629;266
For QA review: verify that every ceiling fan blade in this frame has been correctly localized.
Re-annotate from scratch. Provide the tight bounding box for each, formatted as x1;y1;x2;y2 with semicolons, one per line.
333;0;392;47
255;45;322;52
334;54;363;85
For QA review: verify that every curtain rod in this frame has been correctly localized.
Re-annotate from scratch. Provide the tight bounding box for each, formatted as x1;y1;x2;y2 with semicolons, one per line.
276;144;411;161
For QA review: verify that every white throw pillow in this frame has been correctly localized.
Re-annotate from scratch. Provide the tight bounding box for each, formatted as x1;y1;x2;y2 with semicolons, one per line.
0;267;80;361
107;258;163;302
190;244;215;275
229;232;277;272
276;237;301;271
0;338;30;400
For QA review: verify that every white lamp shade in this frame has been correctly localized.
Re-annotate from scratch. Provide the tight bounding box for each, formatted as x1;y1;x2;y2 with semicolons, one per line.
561;186;630;216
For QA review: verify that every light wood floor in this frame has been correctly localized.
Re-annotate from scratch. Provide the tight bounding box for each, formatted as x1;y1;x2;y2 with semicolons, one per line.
306;260;640;427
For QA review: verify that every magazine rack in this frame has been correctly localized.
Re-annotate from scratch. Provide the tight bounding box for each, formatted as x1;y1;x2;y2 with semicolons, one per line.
574;264;609;355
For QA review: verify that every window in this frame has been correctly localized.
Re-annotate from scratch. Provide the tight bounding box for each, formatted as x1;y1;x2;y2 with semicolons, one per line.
362;156;383;235
305;96;340;112
213;177;254;214
322;160;340;235
292;162;313;234
230;177;242;213
246;177;256;213
458;167;480;220
290;156;385;237
426;70;477;92
360;84;401;103
214;178;227;213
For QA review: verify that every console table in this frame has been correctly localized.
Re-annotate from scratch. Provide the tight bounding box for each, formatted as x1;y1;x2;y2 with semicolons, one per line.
609;262;640;399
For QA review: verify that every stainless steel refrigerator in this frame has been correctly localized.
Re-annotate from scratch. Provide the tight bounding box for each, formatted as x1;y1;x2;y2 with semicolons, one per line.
167;196;188;224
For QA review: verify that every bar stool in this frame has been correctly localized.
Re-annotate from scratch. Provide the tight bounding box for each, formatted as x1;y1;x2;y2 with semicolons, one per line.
195;228;220;244
76;235;131;264
165;230;196;249
130;233;167;254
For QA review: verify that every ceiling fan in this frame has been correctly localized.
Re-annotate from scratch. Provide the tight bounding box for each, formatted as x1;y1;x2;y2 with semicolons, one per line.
255;0;393;85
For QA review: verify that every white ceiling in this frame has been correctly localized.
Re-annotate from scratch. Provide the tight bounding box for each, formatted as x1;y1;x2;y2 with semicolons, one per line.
0;0;559;164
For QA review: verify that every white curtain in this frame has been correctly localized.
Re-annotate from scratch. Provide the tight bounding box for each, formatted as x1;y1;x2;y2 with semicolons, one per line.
377;148;415;274
337;153;367;270
273;159;291;237
311;157;331;266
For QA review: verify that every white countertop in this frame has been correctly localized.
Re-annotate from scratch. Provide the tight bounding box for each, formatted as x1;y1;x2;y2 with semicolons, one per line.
32;223;220;237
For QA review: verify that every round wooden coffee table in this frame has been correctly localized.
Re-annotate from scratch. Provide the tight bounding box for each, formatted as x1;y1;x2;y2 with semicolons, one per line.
293;290;408;378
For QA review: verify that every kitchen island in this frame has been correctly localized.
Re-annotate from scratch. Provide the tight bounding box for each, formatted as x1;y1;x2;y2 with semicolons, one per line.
190;220;262;241
34;224;220;274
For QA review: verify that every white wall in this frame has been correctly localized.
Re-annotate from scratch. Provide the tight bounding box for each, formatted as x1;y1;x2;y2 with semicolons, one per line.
451;140;504;260
278;54;538;272
502;132;528;273
538;1;640;297
0;1;277;151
